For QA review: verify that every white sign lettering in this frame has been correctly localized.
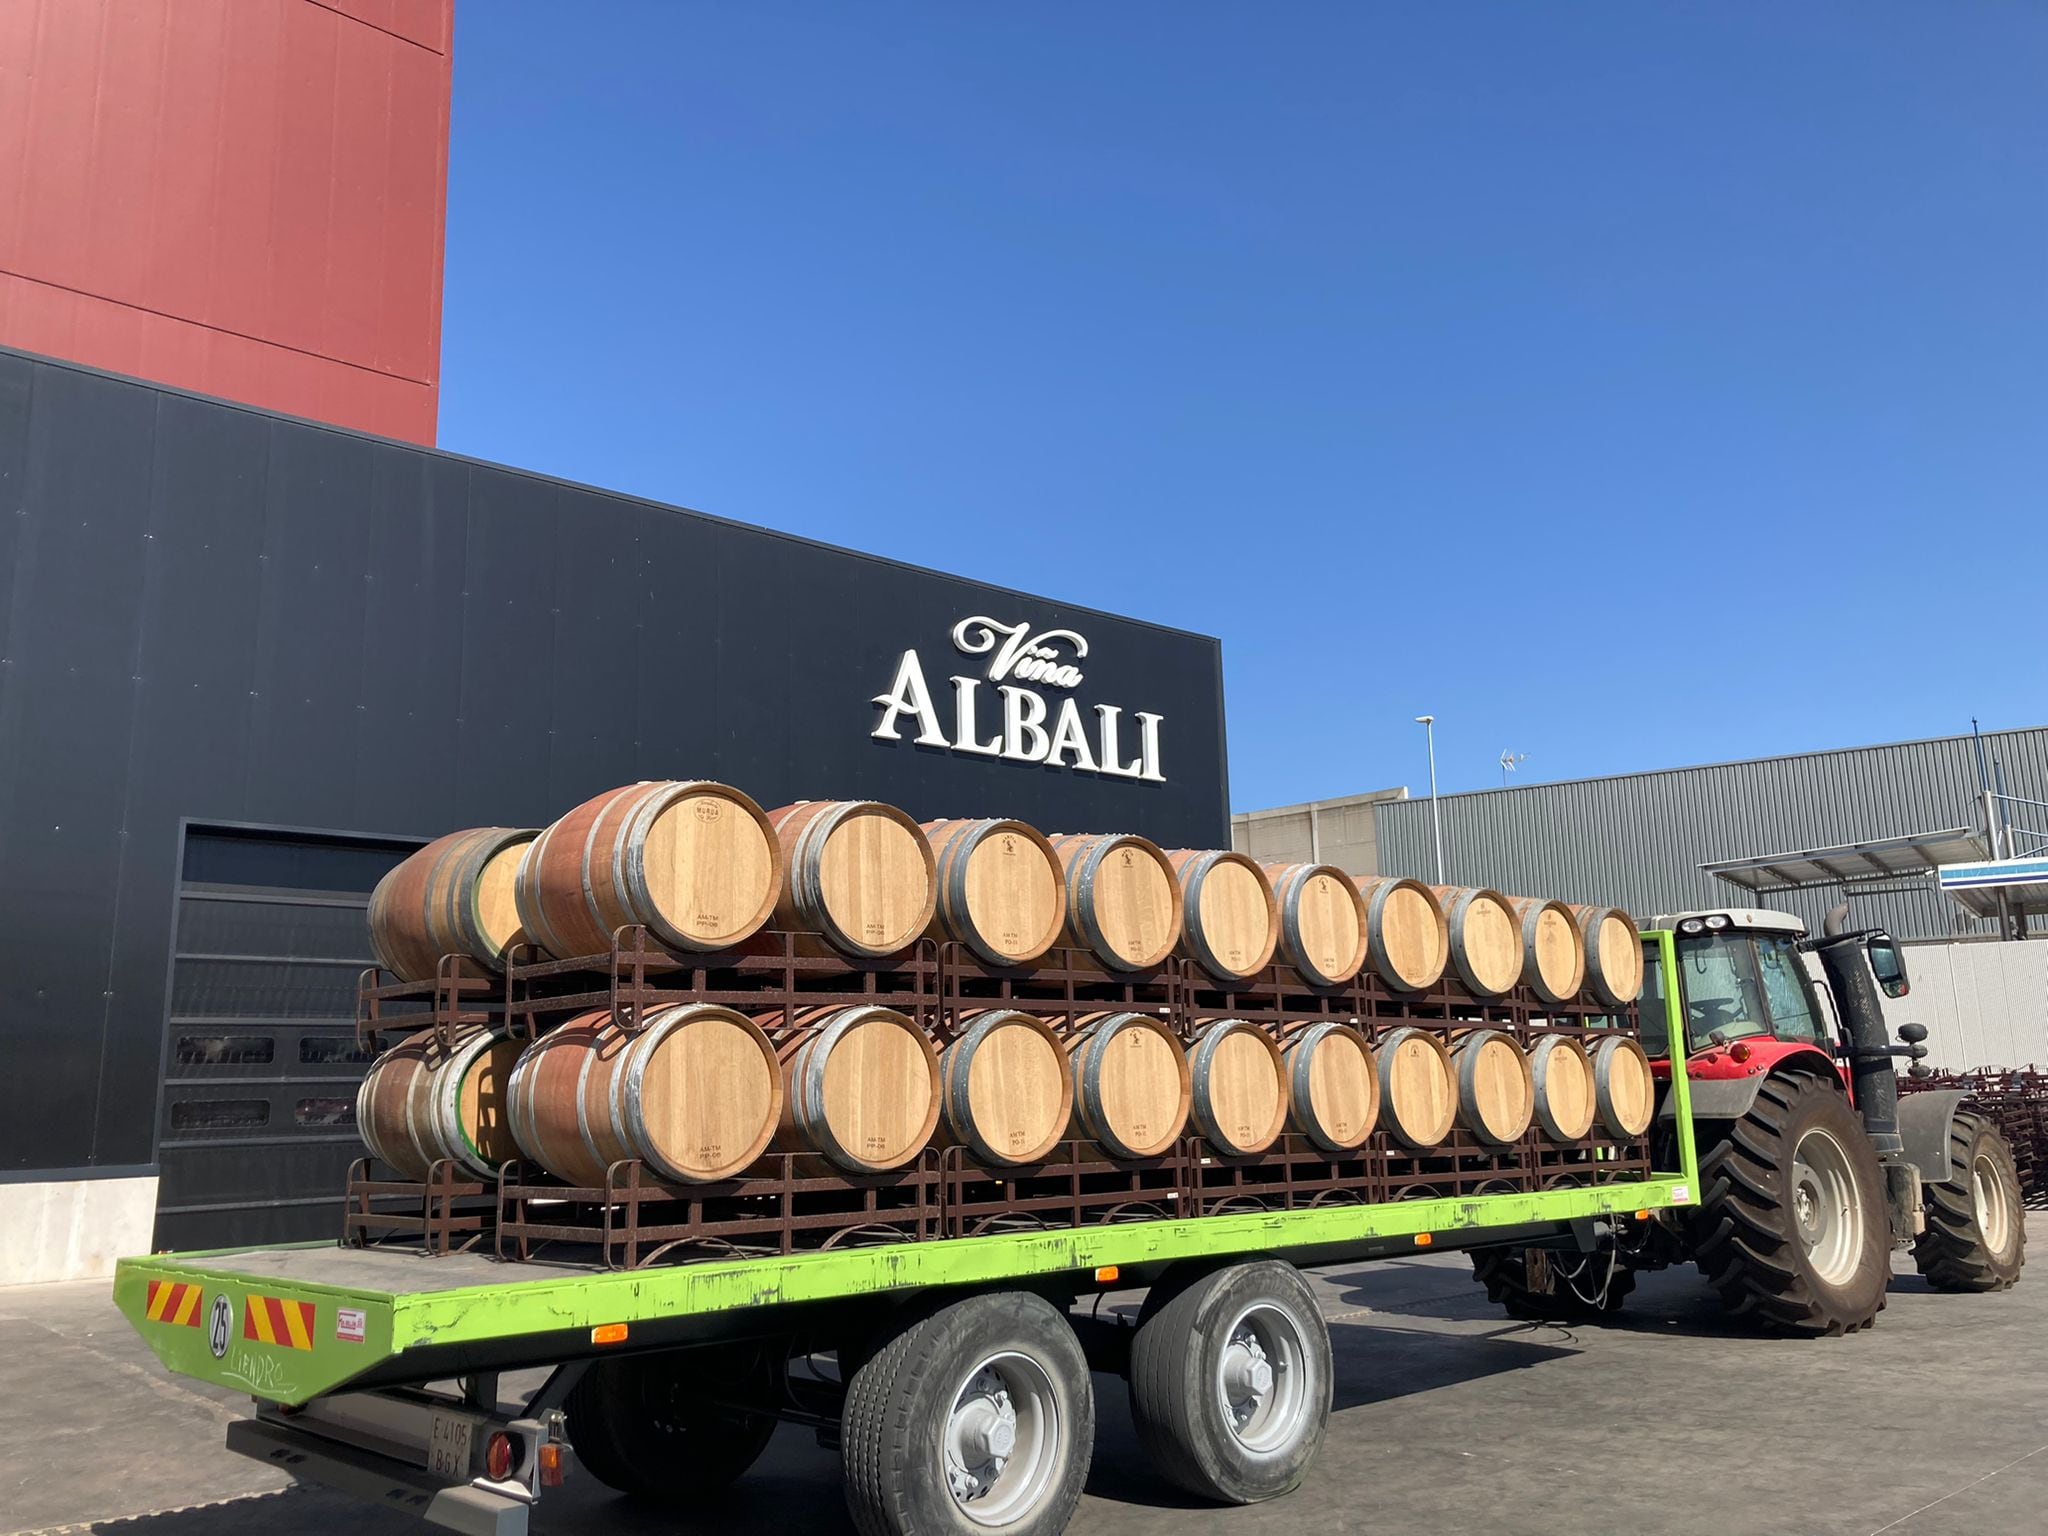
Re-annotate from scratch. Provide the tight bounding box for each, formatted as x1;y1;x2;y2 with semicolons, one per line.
872;616;1165;782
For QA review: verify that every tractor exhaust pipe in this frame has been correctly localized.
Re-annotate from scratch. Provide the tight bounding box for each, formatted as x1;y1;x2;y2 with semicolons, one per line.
1809;913;1904;1159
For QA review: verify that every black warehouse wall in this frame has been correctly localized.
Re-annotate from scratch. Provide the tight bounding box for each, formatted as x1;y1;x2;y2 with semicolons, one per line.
0;348;1228;1176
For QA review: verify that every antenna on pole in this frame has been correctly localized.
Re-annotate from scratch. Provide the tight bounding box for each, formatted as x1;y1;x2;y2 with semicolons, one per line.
1498;750;1528;787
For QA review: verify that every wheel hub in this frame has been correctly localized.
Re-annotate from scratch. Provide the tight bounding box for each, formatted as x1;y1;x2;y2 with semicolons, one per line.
942;1354;1057;1525
1221;1331;1275;1410
1788;1126;1864;1286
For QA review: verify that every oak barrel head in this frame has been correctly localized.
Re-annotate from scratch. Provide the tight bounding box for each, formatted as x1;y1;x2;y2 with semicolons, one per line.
1592;1035;1655;1138
634;785;782;951
1354;877;1449;993
1432;885;1524;997
1571;904;1645;1006
779;1005;941;1171
1528;1034;1596;1142
775;801;938;958
1375;1027;1458;1149
924;819;1067;968
629;1004;782;1182
1265;863;1368;986
1051;834;1182;972
1168;851;1280;981
1507;896;1586;1004
1189;1019;1287;1155
1284;1022;1379;1151
1068;1012;1190;1159
941;1010;1074;1167
1450;1028;1535;1146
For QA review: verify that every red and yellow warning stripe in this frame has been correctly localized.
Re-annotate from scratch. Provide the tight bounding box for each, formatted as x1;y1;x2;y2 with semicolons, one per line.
243;1294;316;1351
144;1279;204;1327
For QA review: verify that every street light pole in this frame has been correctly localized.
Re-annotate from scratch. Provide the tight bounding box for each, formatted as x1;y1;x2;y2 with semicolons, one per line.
1415;715;1444;884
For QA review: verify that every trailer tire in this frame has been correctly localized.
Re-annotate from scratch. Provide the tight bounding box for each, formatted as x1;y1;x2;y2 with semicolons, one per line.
1470;1244;1636;1321
1686;1072;1890;1336
565;1346;778;1501
1129;1260;1332;1504
841;1290;1093;1536
1913;1110;2026;1292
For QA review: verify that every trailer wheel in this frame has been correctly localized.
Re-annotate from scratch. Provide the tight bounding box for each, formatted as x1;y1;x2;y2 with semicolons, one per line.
1913;1110;2026;1292
1470;1244;1636;1321
565;1346;779;1501
1128;1260;1332;1504
1686;1072;1890;1336
841;1290;1093;1536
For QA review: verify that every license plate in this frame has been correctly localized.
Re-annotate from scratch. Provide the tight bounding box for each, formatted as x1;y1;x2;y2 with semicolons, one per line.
428;1410;475;1478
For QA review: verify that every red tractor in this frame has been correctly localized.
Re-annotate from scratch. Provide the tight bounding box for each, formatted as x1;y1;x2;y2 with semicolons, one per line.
1473;905;2026;1334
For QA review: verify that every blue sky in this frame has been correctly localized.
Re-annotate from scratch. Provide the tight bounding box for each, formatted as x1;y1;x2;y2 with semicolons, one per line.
439;4;2047;810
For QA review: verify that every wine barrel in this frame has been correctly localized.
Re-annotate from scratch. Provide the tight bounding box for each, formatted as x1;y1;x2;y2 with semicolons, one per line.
1506;896;1586;1005
939;1010;1073;1167
923;818;1067;968
356;1024;523;1180
515;781;781;960
1282;1022;1379;1151
1352;877;1449;992
1527;1034;1596;1142
1188;1018;1287;1155
1167;851;1280;982
1374;1027;1458;1148
1430;885;1524;997
1048;833;1183;972
1591;1035;1656;1138
1571;904;1645;1006
1066;1011;1190;1159
1261;862;1368;986
773;1004;941;1171
505;1006;783;1186
771;801;938;959
1449;1028;1535;1146
368;827;537;981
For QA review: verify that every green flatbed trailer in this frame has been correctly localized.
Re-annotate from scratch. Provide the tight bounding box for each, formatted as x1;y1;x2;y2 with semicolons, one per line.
113;936;1698;1536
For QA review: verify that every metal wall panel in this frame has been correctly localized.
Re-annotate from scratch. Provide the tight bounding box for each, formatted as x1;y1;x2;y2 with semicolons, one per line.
0;0;451;442
0;348;1230;1175
1374;729;2048;942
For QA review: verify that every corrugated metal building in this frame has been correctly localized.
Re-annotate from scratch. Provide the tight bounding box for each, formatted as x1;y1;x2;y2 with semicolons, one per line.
1372;726;2048;941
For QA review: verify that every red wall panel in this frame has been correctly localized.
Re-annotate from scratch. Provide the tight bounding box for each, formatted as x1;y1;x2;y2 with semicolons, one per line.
0;0;451;443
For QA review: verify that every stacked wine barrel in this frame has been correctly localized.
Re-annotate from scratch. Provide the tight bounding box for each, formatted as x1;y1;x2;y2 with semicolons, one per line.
354;781;1655;1226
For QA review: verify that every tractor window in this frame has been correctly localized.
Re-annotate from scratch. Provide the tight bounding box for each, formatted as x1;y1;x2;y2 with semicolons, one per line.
1677;934;1769;1048
1755;933;1826;1044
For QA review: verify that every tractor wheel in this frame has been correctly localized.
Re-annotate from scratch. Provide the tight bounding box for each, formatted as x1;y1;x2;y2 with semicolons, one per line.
1686;1072;1890;1336
1913;1110;2026;1292
1470;1244;1636;1322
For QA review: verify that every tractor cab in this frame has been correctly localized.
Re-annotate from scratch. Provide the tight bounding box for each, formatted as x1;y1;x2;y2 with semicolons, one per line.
1637;908;1843;1083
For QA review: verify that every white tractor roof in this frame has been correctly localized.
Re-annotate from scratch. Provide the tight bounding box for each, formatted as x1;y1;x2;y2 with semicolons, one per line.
1642;907;1808;936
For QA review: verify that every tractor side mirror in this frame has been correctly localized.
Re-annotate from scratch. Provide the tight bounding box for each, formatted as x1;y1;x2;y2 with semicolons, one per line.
1866;933;1909;999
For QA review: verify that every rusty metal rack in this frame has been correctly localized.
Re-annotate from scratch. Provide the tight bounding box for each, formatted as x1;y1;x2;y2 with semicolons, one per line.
933;942;1176;1043
492;1152;943;1271
1175;959;1639;1036
1903;1067;2048;1205
1189;1134;1384;1216
1533;1134;1654;1189
354;953;502;1053
500;927;939;1039
341;1157;494;1255
940;1141;1190;1238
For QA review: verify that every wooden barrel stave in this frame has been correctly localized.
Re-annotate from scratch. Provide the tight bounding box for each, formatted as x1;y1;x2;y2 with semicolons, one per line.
1282;1022;1379;1151
939;1009;1074;1166
923;818;1067;968
772;1004;941;1171
1187;1018;1287;1155
1591;1035;1656;1138
1048;834;1183;972
1166;851;1280;982
771;801;938;959
1066;1011;1190;1158
1375;1026;1458;1148
1506;895;1587;1004
515;781;782;960
1263;862;1369;986
1528;1034;1597;1141
1430;885;1524;997
1352;876;1449;993
1570;904;1645;1006
1449;1027;1535;1146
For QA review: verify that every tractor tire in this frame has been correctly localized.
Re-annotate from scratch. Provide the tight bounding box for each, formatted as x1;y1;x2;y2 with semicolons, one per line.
1686;1072;1890;1336
1913;1110;2026;1292
1470;1244;1636;1322
566;1347;779;1501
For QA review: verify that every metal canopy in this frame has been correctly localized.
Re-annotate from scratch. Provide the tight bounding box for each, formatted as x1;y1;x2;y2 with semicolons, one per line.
1702;827;1988;895
1937;857;2048;918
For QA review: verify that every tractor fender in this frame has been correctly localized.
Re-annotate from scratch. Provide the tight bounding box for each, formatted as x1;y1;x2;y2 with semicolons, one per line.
1657;1050;1845;1125
1897;1090;1970;1187
1658;1076;1771;1122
